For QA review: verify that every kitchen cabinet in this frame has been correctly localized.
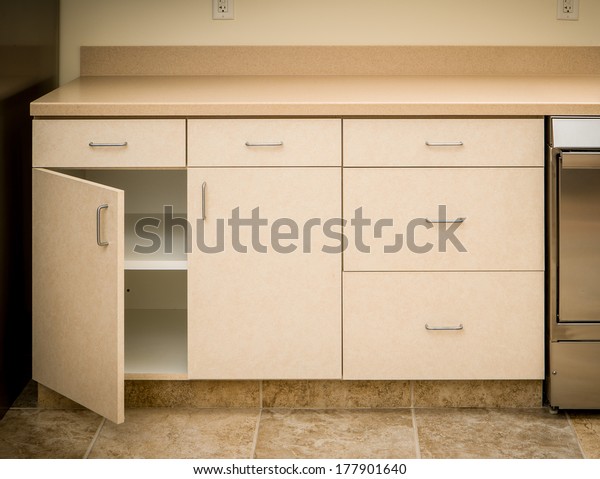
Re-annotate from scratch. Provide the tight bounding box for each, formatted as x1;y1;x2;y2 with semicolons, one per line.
186;118;342;379
32;118;342;422
342;118;545;380
31;115;544;423
187;168;341;379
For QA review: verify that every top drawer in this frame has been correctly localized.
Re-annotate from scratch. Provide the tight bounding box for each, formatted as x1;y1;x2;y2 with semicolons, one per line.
344;118;543;167
33;119;186;168
188;119;341;166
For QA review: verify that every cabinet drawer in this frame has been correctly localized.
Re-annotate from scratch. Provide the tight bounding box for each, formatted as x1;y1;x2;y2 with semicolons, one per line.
343;272;544;380
33;119;186;167
344;119;543;167
343;167;543;271
188;119;341;166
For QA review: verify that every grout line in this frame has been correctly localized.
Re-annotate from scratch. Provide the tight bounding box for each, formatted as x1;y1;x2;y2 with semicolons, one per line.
411;407;422;459
410;380;415;408
259;380;263;409
83;417;106;459
566;412;587;459
250;408;263;459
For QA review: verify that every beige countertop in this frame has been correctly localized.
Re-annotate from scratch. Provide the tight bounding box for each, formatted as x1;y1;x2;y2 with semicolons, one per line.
30;74;600;117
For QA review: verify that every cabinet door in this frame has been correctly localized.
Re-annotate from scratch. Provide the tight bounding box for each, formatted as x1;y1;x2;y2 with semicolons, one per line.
187;168;341;379
32;169;124;424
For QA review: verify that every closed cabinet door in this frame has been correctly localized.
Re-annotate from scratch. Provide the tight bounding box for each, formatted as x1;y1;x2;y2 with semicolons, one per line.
33;169;125;424
187;168;341;379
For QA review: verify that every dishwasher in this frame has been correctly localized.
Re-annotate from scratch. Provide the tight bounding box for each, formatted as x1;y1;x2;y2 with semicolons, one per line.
547;116;600;411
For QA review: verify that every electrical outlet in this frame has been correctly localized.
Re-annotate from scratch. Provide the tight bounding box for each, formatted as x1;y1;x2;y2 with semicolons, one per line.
213;0;234;20
557;0;579;21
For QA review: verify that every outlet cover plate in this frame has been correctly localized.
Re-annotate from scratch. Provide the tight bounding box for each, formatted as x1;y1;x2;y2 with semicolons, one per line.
557;0;579;21
213;0;234;20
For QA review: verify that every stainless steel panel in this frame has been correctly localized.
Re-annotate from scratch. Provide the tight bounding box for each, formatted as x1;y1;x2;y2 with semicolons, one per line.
551;117;600;148
558;155;600;323
548;342;600;409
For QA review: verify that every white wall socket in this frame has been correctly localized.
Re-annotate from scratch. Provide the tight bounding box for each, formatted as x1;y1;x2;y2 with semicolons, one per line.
557;0;579;21
213;0;234;20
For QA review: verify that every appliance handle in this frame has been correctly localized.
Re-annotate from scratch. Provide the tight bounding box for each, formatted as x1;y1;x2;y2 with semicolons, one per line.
561;152;600;169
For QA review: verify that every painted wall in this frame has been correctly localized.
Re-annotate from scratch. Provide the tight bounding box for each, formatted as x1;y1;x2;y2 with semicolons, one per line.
61;0;600;84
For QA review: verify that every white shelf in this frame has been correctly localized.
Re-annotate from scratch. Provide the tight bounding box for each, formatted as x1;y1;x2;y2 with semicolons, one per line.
125;213;188;270
125;309;187;377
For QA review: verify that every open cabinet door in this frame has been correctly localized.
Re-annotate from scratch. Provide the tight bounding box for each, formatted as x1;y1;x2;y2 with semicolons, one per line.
32;169;124;423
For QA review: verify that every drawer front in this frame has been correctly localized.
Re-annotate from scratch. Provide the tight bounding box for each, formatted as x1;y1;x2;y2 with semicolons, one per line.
344;119;543;167
343;272;544;380
33;119;186;167
343;167;544;271
188;119;341;166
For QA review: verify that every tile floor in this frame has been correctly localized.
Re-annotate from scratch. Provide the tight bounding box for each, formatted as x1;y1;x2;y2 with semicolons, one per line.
1;382;599;459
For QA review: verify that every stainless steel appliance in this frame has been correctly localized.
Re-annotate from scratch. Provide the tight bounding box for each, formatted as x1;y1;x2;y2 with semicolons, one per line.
547;116;600;410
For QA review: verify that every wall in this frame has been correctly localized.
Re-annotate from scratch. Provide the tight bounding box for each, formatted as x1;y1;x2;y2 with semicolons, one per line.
0;0;59;418
60;0;600;84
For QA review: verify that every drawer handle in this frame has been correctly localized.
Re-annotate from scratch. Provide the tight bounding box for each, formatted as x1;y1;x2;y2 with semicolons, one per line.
425;141;464;147
201;182;207;221
96;204;109;246
89;141;128;147
425;217;466;224
425;324;464;331
244;141;284;147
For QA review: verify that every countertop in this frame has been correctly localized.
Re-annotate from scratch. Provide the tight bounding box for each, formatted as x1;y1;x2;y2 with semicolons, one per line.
30;74;600;117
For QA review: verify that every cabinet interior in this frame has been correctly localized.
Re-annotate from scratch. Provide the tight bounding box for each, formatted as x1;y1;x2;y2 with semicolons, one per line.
59;169;188;379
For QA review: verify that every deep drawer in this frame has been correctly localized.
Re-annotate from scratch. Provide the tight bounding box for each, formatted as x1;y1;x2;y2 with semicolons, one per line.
188;119;341;166
343;118;543;167
33;119;186;168
343;271;544;380
343;167;544;271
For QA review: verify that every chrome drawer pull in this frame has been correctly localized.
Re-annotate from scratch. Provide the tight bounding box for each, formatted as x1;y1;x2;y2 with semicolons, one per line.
425;324;464;331
201;182;207;221
244;141;284;147
96;204;109;246
425;141;464;147
425;217;466;224
89;141;128;147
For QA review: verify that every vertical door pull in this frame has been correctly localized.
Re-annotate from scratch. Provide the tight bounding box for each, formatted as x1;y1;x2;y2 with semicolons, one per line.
96;204;109;246
201;182;207;220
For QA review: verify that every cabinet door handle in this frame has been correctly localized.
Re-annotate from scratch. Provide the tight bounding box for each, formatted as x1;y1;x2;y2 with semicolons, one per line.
96;204;109;246
201;182;207;221
425;323;464;331
425;141;463;147
89;141;128;147
425;217;466;224
244;141;284;147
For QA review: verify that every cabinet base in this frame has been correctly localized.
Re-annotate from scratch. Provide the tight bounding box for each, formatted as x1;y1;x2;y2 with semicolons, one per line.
37;380;542;410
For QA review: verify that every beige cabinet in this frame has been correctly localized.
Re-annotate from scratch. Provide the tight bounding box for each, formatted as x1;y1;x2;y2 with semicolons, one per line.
343;118;543;167
33;169;125;424
343;272;544;379
187;168;341;379
33;167;188;424
31;115;544;422
341;118;545;380
343;167;544;271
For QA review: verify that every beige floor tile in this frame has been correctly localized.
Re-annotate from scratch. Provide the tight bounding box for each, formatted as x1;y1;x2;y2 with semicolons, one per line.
255;409;416;459
416;408;583;459
569;412;600;459
88;408;259;459
0;409;102;459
